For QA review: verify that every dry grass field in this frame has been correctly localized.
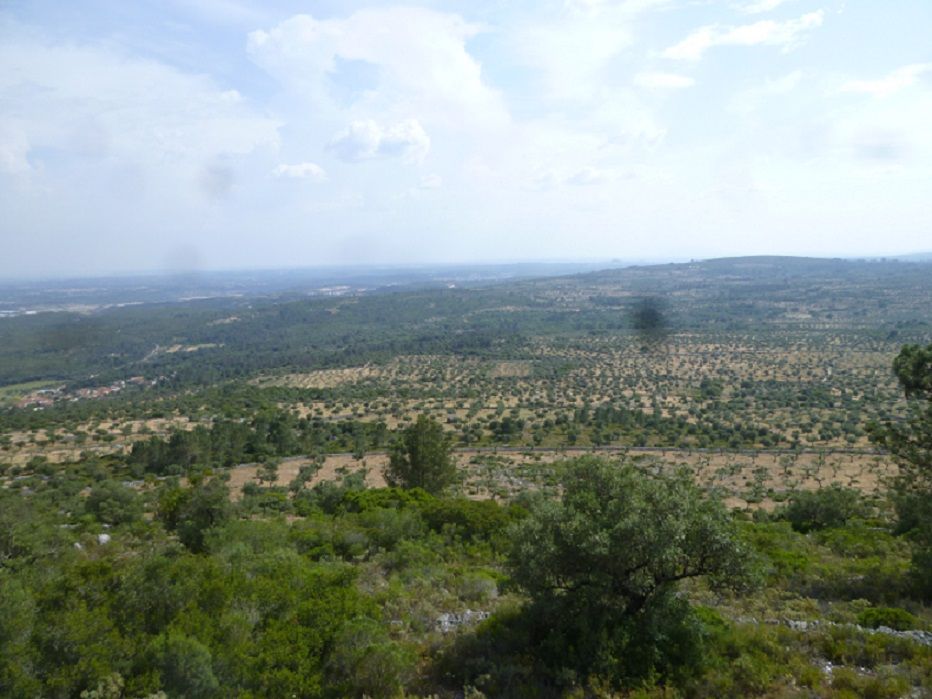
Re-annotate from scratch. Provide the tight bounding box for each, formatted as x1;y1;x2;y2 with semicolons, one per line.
222;447;897;513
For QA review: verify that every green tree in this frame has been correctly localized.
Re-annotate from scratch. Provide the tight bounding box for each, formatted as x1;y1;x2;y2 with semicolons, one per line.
145;633;218;699
158;478;231;553
871;343;932;598
508;457;752;687
0;576;39;696
783;485;865;533
85;481;143;525
385;415;456;494
326;618;414;698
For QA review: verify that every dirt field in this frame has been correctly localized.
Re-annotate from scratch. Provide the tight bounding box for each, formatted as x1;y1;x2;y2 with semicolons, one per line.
224;447;897;511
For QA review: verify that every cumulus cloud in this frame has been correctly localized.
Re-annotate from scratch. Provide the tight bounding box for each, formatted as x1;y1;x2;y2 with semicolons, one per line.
634;71;695;89
663;11;824;61
329;119;430;163
841;63;932;98
273;162;327;181
512;1;673;101
247;9;507;127
0;35;279;168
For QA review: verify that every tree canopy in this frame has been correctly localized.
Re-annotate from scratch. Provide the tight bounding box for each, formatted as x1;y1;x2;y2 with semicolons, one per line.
385;415;456;495
507;457;753;686
872;343;932;598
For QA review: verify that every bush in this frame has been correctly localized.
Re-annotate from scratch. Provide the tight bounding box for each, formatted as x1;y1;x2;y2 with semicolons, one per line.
420;498;517;543
85;481;143;525
783;486;865;533
341;486;434;513
157;478;231;553
326;618;414;698
856;606;918;631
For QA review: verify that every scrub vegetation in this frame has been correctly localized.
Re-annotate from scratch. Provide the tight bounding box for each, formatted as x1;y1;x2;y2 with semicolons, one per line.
1;257;931;697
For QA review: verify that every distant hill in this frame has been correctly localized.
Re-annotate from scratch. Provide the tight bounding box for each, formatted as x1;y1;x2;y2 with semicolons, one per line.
891;252;932;262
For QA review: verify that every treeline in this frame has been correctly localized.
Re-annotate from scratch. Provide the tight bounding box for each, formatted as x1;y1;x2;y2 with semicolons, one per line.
555;403;782;448
128;413;389;476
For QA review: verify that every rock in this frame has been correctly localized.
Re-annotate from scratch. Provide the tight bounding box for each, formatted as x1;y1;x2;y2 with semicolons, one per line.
97;533;111;545
435;609;490;633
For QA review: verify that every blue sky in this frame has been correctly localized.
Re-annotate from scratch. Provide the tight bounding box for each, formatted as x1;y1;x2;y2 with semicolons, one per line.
1;0;930;277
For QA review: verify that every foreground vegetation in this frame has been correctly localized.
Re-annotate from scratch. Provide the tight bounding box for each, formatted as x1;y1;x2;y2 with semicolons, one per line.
2;445;931;697
1;259;931;696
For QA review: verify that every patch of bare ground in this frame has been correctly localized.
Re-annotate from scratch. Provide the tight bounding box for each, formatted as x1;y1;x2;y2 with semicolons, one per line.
222;448;896;511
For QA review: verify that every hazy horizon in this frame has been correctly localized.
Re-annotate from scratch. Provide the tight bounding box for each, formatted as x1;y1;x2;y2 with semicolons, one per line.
2;1;931;277
3;251;931;285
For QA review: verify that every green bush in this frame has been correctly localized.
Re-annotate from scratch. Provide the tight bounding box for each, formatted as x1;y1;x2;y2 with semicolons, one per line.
783;486;866;533
85;481;143;525
326;618;414;698
341;486;434;513
857;606;918;631
420;498;520;543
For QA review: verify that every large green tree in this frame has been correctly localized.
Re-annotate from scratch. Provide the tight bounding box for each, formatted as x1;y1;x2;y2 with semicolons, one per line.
157;477;231;553
508;457;752;686
871;343;932;597
385;415;456;494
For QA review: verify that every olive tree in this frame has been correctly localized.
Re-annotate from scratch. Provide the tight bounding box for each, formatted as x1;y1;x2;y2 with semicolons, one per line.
508;457;752;686
871;343;932;598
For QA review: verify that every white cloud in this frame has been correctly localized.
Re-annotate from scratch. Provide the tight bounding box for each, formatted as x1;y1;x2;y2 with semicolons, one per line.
634;71;695;89
841;63;932;98
0;35;279;168
740;0;796;14
248;9;507;128
273;162;327;181
329;119;430;163
513;2;668;101
663;11;824;61
516;20;633;100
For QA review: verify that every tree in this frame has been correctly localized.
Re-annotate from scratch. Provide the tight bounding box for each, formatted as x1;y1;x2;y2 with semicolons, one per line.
508;457;752;687
871;343;932;598
85;481;143;525
783;485;865;533
157;477;231;553
145;633;218;699
385;415;456;494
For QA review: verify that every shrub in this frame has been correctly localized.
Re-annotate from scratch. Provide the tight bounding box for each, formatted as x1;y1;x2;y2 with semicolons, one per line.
783;486;865;533
420;498;515;543
856;606;918;631
85;481;143;525
326;618;414;698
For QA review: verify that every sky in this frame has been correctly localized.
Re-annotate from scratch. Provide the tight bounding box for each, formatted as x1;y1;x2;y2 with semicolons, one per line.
1;0;931;277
